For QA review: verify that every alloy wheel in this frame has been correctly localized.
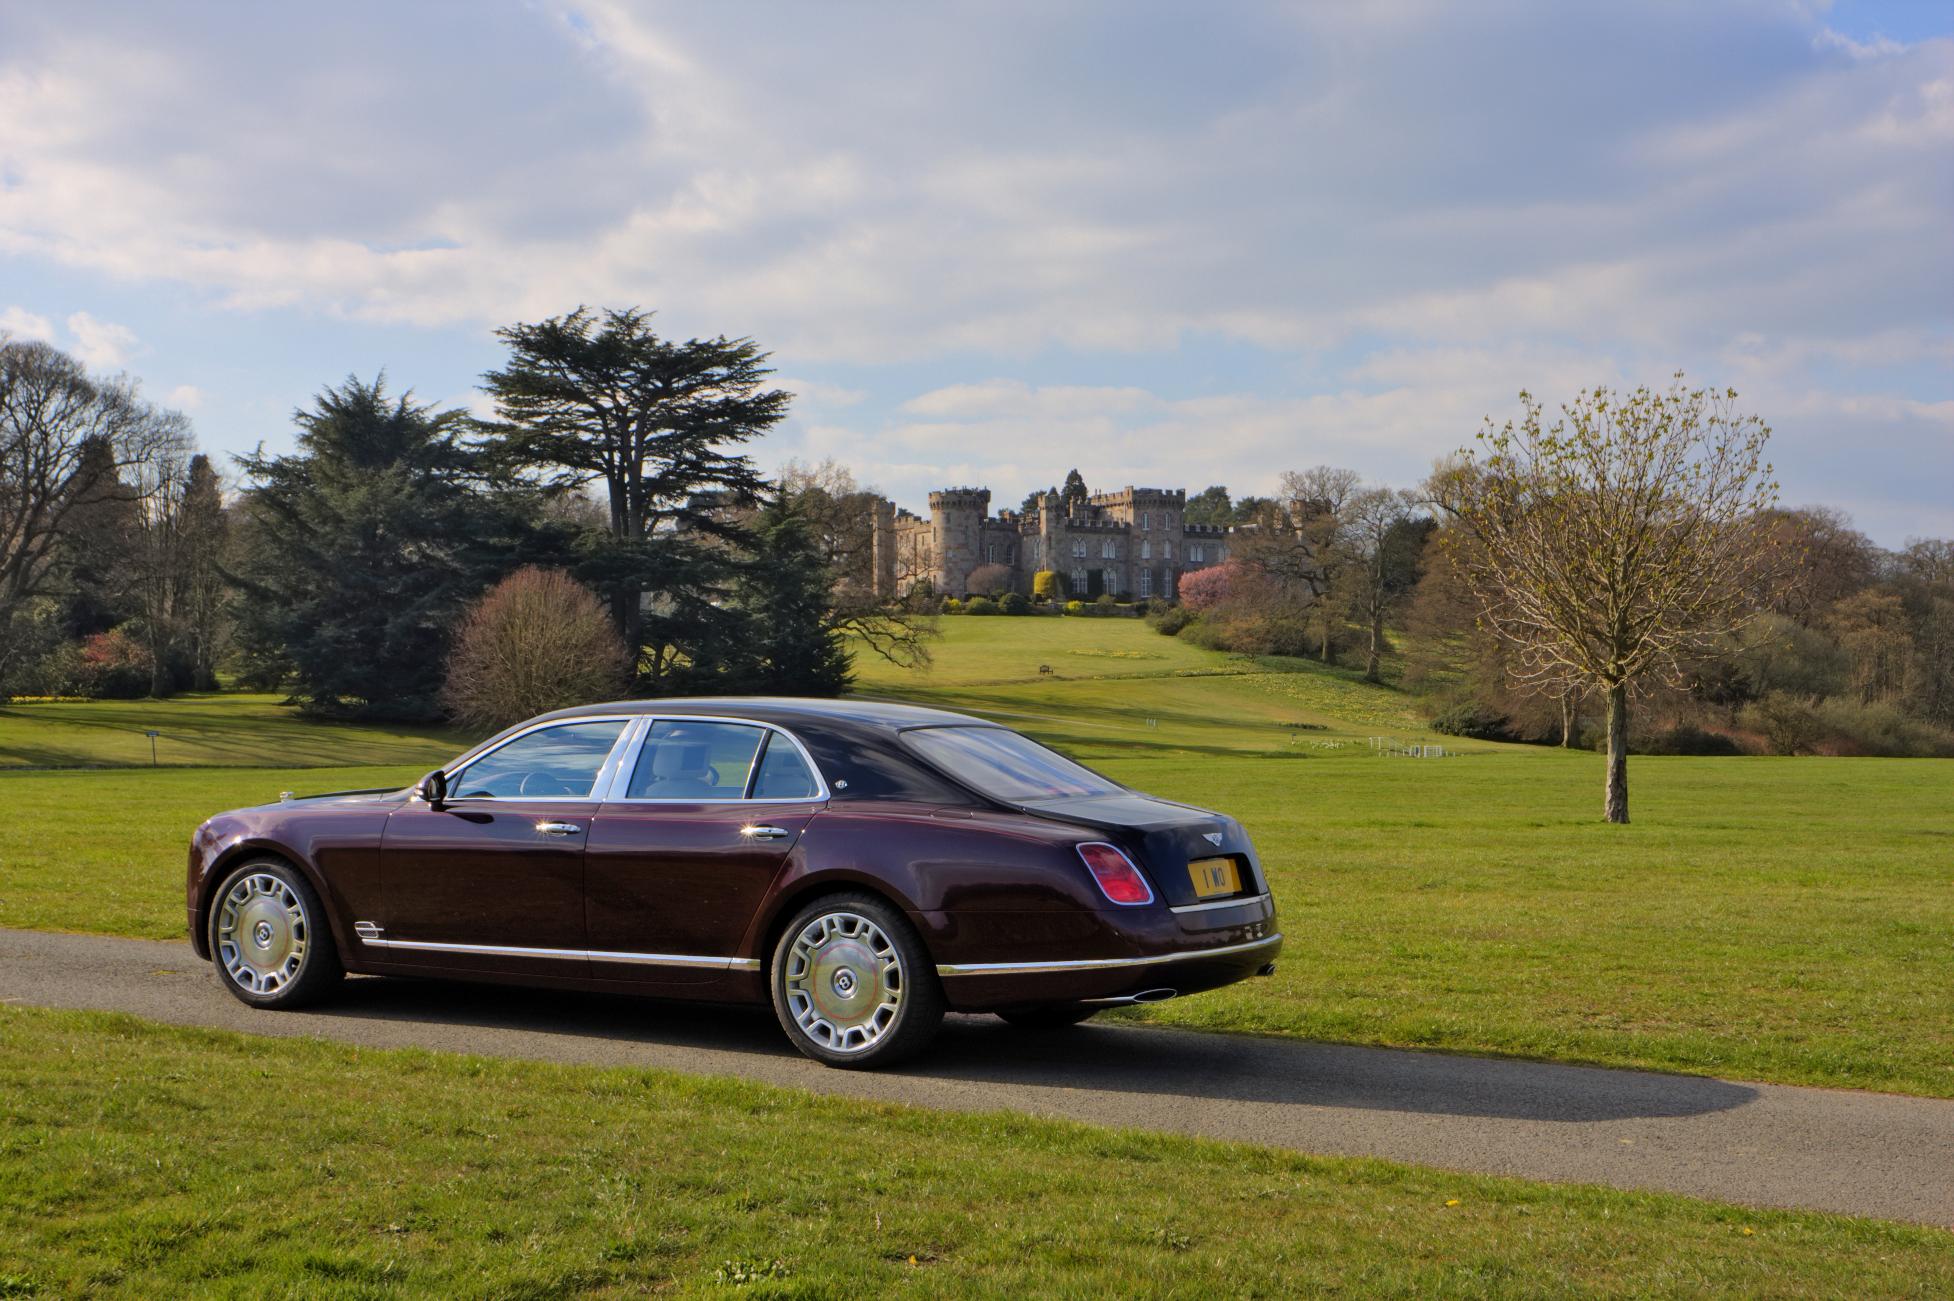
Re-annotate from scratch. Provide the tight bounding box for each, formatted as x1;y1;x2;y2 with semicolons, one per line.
782;909;904;1055
215;871;310;996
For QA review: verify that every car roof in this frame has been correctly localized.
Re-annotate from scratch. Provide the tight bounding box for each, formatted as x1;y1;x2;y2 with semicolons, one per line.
530;696;994;735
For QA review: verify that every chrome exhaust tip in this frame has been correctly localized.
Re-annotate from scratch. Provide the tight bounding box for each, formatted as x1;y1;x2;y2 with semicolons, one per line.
1130;987;1178;1003
1257;962;1277;977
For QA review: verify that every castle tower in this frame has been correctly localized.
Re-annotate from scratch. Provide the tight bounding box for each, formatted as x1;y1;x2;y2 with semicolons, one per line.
868;496;898;598
928;488;990;596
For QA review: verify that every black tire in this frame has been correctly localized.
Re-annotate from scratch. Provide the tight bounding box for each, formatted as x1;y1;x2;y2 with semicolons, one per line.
998;1004;1099;1030
768;891;944;1069
206;858;343;1010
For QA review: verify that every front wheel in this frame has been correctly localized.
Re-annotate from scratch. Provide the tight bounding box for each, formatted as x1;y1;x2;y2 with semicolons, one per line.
769;893;944;1069
207;859;343;1009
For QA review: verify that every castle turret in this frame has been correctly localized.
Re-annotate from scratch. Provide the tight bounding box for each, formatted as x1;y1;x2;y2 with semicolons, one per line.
928;487;990;596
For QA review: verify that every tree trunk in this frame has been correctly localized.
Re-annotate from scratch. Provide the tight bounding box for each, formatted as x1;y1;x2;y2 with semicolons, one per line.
1560;691;1575;747
1604;682;1629;824
1364;602;1382;682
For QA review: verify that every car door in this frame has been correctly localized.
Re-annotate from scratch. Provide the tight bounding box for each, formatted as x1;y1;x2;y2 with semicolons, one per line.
374;717;634;978
584;718;827;984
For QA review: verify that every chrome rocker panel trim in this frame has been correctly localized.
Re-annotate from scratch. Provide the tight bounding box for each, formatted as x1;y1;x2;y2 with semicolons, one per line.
934;932;1282;978
352;927;759;972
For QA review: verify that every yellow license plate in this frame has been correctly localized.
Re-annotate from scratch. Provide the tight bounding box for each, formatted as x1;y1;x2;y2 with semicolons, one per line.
1188;856;1241;899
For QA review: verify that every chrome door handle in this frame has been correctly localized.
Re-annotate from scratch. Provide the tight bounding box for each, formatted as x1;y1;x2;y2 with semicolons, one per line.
740;824;790;841
536;821;584;836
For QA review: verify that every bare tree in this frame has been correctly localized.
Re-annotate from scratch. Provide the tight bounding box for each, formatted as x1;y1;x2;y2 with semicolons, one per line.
1434;376;1778;823
777;459;936;669
0;340;182;623
127;416;197;696
1342;486;1422;682
1277;465;1361;661
442;567;630;731
178;455;230;689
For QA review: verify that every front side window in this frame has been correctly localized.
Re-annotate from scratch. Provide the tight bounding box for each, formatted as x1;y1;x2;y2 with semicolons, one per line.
451;720;627;800
626;720;766;800
901;726;1123;803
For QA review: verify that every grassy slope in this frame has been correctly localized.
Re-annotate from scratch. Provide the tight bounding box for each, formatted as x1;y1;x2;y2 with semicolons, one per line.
3;618;1951;1095
0;693;468;769
4;1007;1949;1299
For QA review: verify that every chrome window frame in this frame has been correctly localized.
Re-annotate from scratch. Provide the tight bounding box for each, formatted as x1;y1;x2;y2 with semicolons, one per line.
598;715;831;805
436;716;640;805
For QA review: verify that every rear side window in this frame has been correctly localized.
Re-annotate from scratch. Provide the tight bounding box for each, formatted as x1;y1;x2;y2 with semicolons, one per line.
626;720;766;800
751;735;819;799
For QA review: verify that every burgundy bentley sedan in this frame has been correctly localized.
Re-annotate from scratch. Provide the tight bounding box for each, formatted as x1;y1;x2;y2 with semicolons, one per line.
187;699;1281;1067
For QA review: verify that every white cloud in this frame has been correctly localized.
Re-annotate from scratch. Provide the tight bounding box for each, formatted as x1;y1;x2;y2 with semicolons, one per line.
63;310;137;369
165;383;202;410
0;305;54;341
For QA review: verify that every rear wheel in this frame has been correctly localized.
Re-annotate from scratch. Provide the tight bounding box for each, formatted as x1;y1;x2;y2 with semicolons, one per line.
207;859;343;1009
998;1004;1099;1030
769;893;944;1069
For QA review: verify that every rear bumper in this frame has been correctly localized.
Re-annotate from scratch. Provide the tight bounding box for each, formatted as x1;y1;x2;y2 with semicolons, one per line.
921;892;1282;1012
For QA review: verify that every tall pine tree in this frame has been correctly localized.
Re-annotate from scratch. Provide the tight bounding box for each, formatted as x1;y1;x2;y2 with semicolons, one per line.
475;307;788;682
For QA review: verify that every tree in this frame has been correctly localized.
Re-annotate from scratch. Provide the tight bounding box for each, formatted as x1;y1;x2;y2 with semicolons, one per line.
705;495;852;696
776;459;933;669
1183;484;1232;527
1177;561;1237;612
177;455;229;689
1032;569;1064;602
231;375;549;719
1060;468;1088;514
476;308;788;668
1278;466;1361;662
1342;487;1425;682
442;567;629;731
126;418;196;696
965;562;1013;597
0;340;184;658
1434;377;1778;823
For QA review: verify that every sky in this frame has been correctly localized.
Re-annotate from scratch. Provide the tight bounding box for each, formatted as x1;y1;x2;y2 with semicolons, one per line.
1;0;1949;544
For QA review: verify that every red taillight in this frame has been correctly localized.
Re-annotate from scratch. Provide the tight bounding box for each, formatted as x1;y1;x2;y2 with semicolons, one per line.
1077;842;1155;906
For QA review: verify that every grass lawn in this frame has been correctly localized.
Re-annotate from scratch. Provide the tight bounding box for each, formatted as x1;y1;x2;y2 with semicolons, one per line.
4;1007;1950;1299
0;693;468;769
4;616;1951;1096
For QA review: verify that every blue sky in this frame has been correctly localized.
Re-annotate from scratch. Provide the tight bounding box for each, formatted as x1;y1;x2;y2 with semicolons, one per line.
2;1;1949;542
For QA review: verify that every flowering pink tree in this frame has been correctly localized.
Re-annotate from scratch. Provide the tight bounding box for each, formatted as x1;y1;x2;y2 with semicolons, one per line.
1177;561;1239;612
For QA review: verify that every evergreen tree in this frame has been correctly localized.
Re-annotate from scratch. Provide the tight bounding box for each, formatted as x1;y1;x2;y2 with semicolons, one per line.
1061;468;1089;514
692;496;851;696
230;375;557;719
475;307;788;679
1184;484;1233;527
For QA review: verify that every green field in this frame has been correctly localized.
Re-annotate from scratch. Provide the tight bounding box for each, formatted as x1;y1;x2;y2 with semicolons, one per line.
0;693;468;770
3;617;1951;1095
4;1006;1948;1298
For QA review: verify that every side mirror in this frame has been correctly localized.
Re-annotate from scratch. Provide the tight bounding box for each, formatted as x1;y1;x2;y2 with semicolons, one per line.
416;769;448;807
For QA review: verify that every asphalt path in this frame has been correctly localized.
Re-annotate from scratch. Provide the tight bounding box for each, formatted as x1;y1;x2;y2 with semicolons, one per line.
5;927;1950;1227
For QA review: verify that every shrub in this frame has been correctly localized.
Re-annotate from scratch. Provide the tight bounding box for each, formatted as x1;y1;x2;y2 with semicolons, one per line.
998;591;1030;615
1064;599;1084;615
966;563;1013;598
77;629;154;699
1149;605;1196;636
963;596;999;615
1431;699;1512;740
1032;570;1064;603
942;597;963;613
1177;562;1238;613
1739;692;1822;755
1639;722;1746;756
442;567;630;731
1811;697;1954;757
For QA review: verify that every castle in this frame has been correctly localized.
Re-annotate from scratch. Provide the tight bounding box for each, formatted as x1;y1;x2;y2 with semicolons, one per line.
867;479;1237;601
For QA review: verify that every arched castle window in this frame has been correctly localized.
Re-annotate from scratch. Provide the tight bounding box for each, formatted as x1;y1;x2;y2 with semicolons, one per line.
1071;567;1087;593
1138;569;1152;597
1072;538;1086;558
1101;539;1115;559
1141;541;1151;560
1140;511;1150;530
1190;543;1204;563
1164;540;1174;561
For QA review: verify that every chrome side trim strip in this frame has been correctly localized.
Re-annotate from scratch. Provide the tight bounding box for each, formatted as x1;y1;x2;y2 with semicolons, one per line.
1169;892;1272;916
935;932;1282;978
358;935;759;972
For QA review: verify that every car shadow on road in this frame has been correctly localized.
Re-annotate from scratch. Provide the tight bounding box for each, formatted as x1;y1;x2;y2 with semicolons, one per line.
311;976;1759;1125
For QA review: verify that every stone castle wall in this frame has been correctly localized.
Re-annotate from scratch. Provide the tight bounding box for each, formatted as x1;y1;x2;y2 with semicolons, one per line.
873;479;1237;601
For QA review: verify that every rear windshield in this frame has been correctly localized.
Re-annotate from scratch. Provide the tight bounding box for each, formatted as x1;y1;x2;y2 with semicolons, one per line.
900;726;1123;803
